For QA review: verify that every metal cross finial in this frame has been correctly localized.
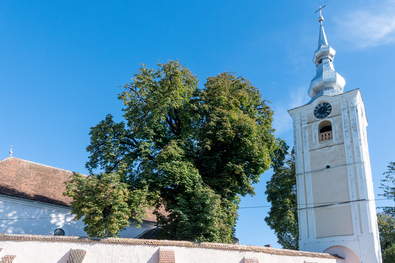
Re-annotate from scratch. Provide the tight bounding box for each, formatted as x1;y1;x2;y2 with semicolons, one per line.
315;5;326;24
9;145;13;157
315;5;326;16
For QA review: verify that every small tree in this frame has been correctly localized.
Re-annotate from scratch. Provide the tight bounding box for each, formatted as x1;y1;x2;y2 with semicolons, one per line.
377;211;395;263
265;147;299;250
378;162;395;262
381;162;395;214
64;172;153;237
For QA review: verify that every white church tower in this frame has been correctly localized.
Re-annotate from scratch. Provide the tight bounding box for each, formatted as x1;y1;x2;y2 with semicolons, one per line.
288;7;382;263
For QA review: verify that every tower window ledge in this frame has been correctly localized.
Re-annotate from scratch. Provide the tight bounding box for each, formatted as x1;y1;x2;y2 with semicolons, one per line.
319;131;332;142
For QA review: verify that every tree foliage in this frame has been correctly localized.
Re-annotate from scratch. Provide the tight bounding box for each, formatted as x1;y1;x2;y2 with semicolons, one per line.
381;162;395;214
65;60;282;242
265;147;299;250
378;211;395;263
64;172;153;237
378;162;395;262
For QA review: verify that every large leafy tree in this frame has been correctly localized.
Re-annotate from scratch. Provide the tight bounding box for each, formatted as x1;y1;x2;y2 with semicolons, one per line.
65;60;283;242
265;147;299;250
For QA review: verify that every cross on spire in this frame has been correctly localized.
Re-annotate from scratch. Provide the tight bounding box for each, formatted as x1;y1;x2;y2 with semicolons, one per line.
315;5;326;24
9;145;13;157
315;5;326;16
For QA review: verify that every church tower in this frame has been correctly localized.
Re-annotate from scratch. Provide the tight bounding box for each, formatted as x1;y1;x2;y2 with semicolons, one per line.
288;8;382;263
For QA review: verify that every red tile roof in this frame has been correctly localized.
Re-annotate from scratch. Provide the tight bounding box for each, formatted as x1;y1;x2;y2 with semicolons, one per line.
0;157;159;222
66;249;86;263
0;157;74;206
243;258;259;263
0;255;16;263
159;249;175;263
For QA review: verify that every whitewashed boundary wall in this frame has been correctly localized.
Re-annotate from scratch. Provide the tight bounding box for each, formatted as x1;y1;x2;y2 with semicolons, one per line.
0;233;344;263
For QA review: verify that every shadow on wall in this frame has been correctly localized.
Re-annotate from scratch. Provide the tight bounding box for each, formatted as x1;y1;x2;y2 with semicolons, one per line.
0;204;53;235
324;245;360;263
56;249;71;263
147;249;159;263
0;185;85;236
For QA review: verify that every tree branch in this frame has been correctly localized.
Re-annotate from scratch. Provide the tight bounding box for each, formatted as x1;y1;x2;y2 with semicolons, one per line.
166;116;178;135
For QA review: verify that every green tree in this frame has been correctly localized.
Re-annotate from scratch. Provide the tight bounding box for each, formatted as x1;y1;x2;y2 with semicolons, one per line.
377;211;395;263
379;162;395;262
381;162;395;214
265;147;299;250
65;60;283;242
64;172;153;237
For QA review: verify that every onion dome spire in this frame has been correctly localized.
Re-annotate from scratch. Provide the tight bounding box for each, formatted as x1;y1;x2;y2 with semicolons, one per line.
318;12;328;47
308;6;345;99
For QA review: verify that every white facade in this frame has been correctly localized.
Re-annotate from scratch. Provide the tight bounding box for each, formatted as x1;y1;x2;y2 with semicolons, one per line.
289;90;381;263
0;194;155;238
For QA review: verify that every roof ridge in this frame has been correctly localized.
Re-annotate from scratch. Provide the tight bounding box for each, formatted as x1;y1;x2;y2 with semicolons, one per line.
0;157;79;174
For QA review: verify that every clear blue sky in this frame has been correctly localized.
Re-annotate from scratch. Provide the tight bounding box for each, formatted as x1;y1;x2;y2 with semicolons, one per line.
1;0;395;248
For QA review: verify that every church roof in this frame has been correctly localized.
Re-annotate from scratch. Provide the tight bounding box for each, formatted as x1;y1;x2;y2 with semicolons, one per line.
0;157;75;206
0;157;158;222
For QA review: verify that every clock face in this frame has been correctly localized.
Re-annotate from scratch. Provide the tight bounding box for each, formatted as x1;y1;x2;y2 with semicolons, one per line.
314;102;332;118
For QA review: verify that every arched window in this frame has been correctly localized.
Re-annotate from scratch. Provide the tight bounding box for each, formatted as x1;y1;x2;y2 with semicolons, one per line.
54;228;65;236
319;121;332;142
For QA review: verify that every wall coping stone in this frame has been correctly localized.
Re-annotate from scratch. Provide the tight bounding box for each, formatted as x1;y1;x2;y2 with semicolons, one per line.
0;233;343;259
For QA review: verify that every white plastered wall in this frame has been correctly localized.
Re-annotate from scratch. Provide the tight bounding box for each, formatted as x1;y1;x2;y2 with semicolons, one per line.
0;195;155;238
0;235;345;263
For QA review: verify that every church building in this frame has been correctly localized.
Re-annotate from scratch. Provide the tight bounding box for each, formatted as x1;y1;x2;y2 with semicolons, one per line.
0;7;384;263
288;7;382;263
0;156;158;238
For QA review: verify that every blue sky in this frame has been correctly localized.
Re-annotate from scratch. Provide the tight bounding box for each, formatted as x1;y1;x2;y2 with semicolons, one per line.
1;0;395;248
